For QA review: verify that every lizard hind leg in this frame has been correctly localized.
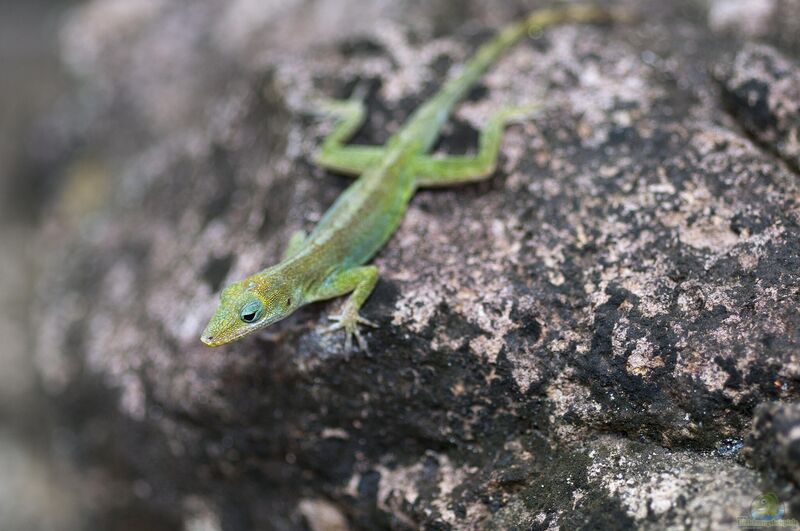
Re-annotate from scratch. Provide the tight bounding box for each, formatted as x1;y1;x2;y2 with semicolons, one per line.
314;145;385;176
311;90;386;176
411;104;540;187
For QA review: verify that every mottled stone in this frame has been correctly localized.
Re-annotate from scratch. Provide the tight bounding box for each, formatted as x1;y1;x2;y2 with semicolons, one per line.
709;0;800;54
746;402;800;514
716;43;800;171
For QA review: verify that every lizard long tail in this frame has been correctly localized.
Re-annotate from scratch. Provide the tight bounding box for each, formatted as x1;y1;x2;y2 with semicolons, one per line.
402;4;630;148
438;5;628;106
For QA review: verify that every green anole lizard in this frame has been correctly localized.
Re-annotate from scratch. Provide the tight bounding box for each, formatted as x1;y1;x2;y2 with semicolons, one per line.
202;5;627;350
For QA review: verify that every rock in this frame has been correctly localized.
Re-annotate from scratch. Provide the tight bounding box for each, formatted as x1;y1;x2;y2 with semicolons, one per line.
30;0;800;528
0;431;83;531
708;0;800;54
746;402;800;515
716;43;800;172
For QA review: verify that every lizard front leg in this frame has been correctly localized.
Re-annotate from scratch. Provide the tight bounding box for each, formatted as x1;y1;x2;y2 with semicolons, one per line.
314;266;379;351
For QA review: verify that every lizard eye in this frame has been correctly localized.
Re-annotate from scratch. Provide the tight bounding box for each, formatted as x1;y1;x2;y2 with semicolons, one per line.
240;299;265;323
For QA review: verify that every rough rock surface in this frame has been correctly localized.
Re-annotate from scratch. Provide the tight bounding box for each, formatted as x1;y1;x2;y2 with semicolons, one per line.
716;43;800;172
31;0;800;528
746;402;800;510
708;0;800;54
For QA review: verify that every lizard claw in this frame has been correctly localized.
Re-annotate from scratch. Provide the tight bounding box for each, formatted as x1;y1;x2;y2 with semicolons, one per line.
322;309;375;352
354;316;378;328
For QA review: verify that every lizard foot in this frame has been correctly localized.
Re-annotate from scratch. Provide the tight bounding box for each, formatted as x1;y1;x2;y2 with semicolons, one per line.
322;309;377;352
499;104;542;124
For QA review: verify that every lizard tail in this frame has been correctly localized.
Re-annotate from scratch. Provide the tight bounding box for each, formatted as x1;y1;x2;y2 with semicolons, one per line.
432;5;630;110
399;5;631;154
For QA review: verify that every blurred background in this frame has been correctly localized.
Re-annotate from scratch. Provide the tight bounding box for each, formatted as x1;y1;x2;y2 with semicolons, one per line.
1;1;87;529
1;0;405;526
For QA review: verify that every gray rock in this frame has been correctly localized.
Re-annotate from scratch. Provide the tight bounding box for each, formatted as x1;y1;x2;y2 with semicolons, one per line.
746;402;800;515
716;43;800;172
30;0;800;528
708;0;800;54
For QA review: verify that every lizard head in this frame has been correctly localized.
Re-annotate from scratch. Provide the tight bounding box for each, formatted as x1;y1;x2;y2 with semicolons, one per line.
201;272;297;347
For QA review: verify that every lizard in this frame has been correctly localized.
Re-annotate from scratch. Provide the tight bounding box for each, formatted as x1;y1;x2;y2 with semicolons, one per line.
201;4;627;351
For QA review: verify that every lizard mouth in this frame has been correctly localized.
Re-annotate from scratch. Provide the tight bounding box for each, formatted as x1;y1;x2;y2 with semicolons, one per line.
200;334;225;347
200;314;287;347
201;325;254;347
